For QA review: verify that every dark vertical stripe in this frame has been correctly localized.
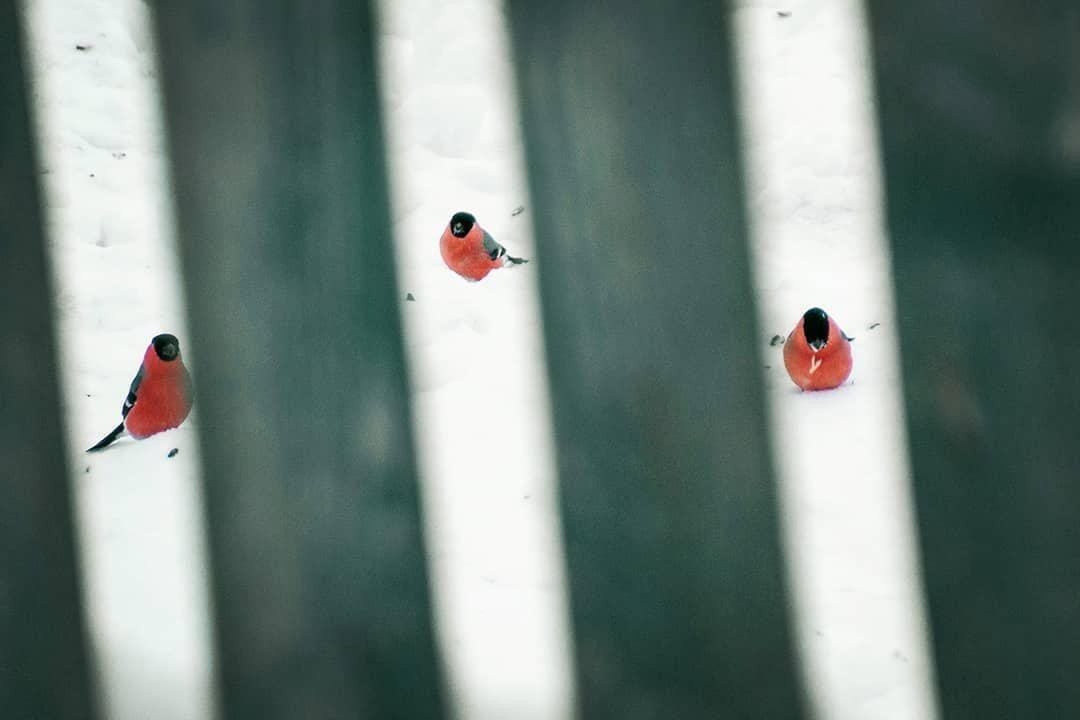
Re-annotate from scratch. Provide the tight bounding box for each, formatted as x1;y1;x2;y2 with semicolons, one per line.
151;2;445;717
506;3;805;718
0;3;96;717
867;1;1080;716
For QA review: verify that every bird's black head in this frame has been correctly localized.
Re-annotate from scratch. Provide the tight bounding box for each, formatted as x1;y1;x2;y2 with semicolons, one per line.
152;333;181;361
802;307;830;350
449;211;476;238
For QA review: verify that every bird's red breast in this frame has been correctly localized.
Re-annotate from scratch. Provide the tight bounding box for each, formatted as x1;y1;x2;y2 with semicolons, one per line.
440;223;502;281
783;313;852;391
124;343;193;439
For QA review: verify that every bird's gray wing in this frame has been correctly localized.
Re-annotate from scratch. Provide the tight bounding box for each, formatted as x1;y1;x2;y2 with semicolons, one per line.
121;364;144;418
482;230;506;261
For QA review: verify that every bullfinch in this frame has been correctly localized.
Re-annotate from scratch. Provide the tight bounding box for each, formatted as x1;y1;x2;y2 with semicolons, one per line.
440;211;527;281
783;307;853;391
87;333;194;451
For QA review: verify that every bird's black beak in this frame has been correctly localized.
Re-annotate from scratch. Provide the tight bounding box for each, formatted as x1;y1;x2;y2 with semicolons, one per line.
802;307;830;350
151;333;182;361
449;211;476;238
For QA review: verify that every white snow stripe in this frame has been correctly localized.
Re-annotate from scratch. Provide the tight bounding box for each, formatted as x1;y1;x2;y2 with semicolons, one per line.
733;1;941;718
21;1;218;718
374;1;578;718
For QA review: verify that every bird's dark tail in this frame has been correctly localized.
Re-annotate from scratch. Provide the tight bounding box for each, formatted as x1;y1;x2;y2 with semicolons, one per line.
506;255;528;265
87;423;125;452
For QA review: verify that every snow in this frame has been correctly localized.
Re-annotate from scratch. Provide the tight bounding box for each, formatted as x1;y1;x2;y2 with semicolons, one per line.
20;2;214;719
734;2;938;718
21;0;939;718
376;2;576;718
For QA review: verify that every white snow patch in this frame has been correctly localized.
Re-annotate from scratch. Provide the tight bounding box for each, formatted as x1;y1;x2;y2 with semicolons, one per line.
734;1;940;719
21;0;216;718
376;1;578;719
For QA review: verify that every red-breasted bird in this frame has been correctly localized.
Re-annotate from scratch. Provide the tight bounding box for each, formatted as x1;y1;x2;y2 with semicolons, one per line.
783;307;853;391
440;211;527;281
87;333;194;451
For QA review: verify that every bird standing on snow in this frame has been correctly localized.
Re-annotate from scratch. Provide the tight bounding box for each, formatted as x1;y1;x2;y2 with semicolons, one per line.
439;211;527;281
783;307;853;391
87;333;193;451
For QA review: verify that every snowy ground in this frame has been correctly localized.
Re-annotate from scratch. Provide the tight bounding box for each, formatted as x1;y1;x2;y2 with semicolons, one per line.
21;2;213;719
377;2;575;719
734;2;938;718
22;0;938;718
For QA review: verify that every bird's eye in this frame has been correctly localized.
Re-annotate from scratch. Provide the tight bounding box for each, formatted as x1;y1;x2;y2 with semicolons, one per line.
453;223;462;233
